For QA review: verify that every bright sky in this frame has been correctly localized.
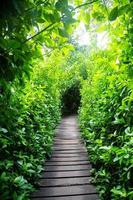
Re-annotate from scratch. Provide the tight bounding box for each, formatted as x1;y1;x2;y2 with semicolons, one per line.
97;31;109;49
74;22;109;49
74;22;90;45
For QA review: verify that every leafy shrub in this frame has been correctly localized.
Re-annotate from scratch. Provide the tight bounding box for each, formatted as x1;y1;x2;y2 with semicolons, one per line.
0;58;62;199
79;50;133;200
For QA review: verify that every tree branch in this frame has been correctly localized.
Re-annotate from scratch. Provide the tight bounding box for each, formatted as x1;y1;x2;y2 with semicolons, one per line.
23;23;55;44
72;0;99;11
23;0;98;44
25;0;49;12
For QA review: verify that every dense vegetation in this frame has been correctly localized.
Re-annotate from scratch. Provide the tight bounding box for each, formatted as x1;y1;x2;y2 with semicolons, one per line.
79;50;133;199
0;0;133;199
79;1;133;199
0;0;79;198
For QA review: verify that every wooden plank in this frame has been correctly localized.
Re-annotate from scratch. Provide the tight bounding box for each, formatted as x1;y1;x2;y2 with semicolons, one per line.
45;161;90;166
53;143;83;146
39;177;92;187
54;136;80;143
44;164;91;172
57;128;78;130
54;138;82;141
41;170;90;178
52;146;86;151
54;140;80;143
31;116;98;200
56;133;79;135
52;150;87;153
53;146;84;149
54;138;80;141
56;131;79;134
55;137;80;140
55;136;79;139
31;185;97;197
51;154;87;158
50;157;88;162
54;141;81;145
32;194;99;200
53;147;85;150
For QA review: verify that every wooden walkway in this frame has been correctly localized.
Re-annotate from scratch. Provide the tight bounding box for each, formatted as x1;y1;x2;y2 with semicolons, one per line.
31;115;98;200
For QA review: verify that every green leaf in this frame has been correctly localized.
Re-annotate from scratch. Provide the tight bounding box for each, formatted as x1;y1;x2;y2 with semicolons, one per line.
109;6;118;21
14;176;27;186
0;128;8;133
58;28;69;38
0;172;9;181
118;4;130;16
7;39;21;49
13;192;26;200
55;0;68;12
111;188;127;197
38;18;45;23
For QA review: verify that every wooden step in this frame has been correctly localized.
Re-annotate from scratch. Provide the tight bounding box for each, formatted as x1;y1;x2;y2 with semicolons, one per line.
41;170;91;178
32;194;99;200
52;150;87;153
39;176;92;187
45;161;90;166
44;164;91;172
51;153;87;158
31;185;97;198
31;116;98;200
53;147;85;150
50;157;88;162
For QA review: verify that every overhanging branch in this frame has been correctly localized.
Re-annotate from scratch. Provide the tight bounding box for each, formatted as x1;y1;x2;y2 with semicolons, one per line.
25;0;49;12
72;0;99;11
23;0;98;44
23;23;55;44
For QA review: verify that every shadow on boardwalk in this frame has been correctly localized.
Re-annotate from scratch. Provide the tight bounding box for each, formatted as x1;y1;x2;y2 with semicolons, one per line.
31;115;99;200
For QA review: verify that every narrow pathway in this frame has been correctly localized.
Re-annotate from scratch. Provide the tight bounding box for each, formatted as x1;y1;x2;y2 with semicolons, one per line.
31;116;98;200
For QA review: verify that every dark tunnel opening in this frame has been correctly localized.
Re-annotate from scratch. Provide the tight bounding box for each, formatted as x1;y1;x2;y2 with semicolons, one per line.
61;83;81;116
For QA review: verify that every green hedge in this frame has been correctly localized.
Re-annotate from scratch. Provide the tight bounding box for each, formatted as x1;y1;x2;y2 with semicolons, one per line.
79;51;133;200
0;59;61;200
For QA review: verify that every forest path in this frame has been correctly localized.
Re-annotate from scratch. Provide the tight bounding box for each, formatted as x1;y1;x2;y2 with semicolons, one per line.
31;115;98;200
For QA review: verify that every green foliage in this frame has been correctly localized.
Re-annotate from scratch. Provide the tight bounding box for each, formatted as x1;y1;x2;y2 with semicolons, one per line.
0;59;62;199
109;6;118;21
78;1;133;199
79;45;133;199
60;47;90;115
0;0;133;199
0;42;79;199
0;0;81;197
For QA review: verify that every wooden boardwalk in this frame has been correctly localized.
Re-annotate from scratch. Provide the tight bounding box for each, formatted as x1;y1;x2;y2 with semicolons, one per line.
31;116;98;200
